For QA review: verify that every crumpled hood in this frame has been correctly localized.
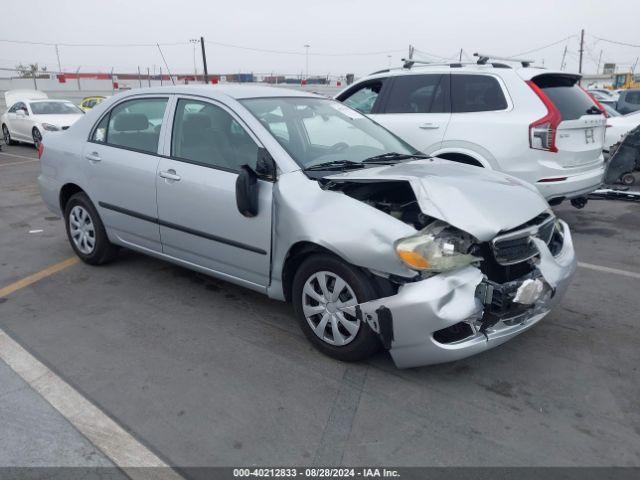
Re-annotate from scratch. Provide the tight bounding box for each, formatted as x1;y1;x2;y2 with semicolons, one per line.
325;158;550;241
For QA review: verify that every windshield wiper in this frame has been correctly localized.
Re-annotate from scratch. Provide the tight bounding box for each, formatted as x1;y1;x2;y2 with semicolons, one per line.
362;152;430;164
304;160;366;171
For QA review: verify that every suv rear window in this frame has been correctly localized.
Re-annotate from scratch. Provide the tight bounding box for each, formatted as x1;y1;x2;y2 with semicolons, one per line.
451;74;507;112
533;75;595;121
383;74;448;113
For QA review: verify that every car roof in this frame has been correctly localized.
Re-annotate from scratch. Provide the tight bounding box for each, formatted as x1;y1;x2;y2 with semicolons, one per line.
359;63;576;82
115;84;324;101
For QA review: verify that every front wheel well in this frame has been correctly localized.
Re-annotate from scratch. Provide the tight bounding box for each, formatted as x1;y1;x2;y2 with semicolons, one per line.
59;183;85;212
281;242;396;303
435;152;484;168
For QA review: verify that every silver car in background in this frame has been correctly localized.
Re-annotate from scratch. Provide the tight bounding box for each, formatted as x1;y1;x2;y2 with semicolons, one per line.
38;85;576;368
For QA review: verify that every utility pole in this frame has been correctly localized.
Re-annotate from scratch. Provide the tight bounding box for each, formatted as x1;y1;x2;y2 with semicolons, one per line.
137;66;142;87
147;67;151;87
55;44;62;73
159;67;163;86
596;50;603;74
459;48;463;62
200;36;209;84
560;45;567;71
110;67;114;94
304;44;310;80
189;39;199;80
578;28;585;74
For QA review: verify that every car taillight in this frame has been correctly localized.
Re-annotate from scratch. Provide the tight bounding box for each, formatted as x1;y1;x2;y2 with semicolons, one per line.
37;142;44;159
579;86;608;117
526;80;561;153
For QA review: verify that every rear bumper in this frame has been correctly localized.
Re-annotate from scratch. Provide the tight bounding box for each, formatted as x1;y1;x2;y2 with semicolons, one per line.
358;221;576;369
38;174;62;216
535;162;605;200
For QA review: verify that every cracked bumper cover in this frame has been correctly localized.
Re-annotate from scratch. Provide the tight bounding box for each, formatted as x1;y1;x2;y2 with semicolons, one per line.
359;220;577;369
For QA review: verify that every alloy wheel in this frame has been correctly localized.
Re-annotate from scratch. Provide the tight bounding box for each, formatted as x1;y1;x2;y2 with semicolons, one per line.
69;205;96;254
32;128;42;149
301;271;361;346
2;125;10;145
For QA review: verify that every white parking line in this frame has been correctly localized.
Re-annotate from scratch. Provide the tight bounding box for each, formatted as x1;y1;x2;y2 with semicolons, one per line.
0;330;184;479
0;151;39;162
0;159;39;167
578;262;640;280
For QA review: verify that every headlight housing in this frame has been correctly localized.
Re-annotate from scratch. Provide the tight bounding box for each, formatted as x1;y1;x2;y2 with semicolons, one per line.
41;123;59;131
395;221;481;273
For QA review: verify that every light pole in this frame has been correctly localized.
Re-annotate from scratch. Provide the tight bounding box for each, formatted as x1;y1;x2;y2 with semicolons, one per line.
189;38;199;80
304;44;310;80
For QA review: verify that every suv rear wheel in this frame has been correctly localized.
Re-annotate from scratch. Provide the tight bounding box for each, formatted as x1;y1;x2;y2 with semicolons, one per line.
292;254;381;362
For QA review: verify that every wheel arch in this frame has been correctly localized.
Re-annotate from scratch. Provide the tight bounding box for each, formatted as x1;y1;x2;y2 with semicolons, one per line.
59;183;86;213
432;150;489;168
280;241;396;303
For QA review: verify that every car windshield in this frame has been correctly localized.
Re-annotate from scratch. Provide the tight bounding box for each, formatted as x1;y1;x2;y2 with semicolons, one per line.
240;97;418;169
30;101;83;115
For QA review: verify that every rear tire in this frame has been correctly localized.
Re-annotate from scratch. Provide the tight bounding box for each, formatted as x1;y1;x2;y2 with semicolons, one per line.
32;127;42;150
2;124;16;145
621;173;636;186
64;192;117;265
292;254;381;362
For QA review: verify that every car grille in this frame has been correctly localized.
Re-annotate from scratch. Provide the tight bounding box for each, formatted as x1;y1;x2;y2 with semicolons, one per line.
491;213;555;266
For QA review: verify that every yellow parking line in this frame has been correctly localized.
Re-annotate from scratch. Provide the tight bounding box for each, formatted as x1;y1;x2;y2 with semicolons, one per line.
0;257;79;298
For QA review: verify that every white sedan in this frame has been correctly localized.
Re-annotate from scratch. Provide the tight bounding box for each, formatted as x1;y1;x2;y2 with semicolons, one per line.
1;90;84;149
604;109;640;153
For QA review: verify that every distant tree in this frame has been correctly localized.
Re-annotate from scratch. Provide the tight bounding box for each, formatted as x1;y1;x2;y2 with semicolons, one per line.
15;63;47;78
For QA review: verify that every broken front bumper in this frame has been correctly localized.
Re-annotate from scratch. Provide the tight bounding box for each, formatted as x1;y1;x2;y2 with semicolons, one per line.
359;220;577;369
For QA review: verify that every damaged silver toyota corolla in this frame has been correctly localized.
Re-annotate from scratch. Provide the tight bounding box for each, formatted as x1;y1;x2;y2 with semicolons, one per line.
38;86;576;368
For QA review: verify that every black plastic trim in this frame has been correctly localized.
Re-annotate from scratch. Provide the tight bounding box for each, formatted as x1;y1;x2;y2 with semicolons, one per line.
98;201;267;255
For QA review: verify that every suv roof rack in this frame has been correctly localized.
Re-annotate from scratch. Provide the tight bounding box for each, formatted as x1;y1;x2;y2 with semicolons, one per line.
474;52;533;68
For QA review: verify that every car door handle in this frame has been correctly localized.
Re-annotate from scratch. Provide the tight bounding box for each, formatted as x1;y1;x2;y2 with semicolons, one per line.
85;152;101;162
419;123;440;129
159;169;181;181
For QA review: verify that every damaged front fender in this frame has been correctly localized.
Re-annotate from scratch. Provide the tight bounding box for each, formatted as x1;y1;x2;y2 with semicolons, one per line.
357;220;576;369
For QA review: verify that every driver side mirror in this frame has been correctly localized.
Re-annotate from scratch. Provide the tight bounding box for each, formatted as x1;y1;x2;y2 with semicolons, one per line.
235;148;278;218
236;165;259;217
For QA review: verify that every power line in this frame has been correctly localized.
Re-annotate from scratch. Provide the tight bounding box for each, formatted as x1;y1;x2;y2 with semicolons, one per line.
510;35;576;58
0;38;187;47
591;35;640;48
205;40;405;57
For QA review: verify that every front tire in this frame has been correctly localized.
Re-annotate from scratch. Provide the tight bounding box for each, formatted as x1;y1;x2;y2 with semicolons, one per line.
292;254;381;362
32;128;42;150
2;124;15;145
64;192;117;265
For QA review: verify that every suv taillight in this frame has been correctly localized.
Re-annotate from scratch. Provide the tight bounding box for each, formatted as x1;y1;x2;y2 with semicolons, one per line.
526;80;561;153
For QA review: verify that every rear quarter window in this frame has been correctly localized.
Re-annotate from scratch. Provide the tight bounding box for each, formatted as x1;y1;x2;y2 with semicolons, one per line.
533;75;595;121
451;74;507;113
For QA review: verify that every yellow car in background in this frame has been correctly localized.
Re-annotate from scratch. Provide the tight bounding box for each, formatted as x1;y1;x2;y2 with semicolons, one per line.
79;96;106;112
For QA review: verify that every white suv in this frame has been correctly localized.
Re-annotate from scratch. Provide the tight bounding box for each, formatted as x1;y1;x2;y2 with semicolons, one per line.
336;61;606;206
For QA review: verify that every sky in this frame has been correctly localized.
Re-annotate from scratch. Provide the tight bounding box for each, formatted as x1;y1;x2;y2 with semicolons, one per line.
2;0;640;78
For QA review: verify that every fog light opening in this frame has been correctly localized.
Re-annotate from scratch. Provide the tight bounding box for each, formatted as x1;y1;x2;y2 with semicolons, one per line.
433;322;475;344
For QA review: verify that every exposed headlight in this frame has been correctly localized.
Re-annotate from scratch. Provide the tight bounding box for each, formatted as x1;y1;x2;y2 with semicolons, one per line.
41;123;59;131
395;220;481;273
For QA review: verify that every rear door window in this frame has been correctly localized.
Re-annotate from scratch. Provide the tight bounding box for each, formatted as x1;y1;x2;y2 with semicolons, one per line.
383;74;449;113
532;76;595;120
451;74;508;112
99;98;168;154
625;91;640;105
338;80;385;114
